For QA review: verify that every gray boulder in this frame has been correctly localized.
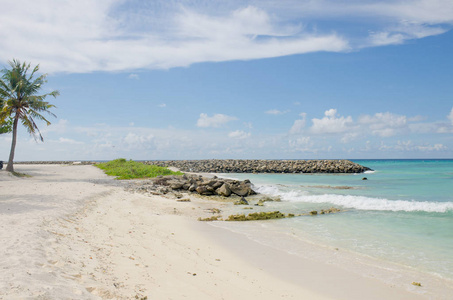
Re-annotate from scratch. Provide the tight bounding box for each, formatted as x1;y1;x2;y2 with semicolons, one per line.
216;183;232;197
196;186;214;195
230;182;256;197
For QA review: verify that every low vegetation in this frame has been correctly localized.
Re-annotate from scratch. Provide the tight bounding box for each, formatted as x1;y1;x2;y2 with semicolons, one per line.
226;211;294;221
198;216;221;221
96;158;183;180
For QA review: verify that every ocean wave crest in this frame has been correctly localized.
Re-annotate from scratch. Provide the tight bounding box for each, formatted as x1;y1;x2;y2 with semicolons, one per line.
255;184;453;213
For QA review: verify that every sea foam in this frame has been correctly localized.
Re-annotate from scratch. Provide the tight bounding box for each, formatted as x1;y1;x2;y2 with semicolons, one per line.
255;184;453;213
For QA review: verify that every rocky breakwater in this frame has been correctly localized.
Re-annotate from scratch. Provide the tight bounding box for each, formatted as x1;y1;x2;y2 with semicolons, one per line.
128;174;256;198
146;159;371;174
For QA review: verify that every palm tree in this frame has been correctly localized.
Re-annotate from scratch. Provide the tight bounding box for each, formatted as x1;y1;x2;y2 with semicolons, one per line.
0;59;59;172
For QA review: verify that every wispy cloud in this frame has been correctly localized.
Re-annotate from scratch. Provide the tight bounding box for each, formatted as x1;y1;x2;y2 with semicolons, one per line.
0;2;350;73
448;107;453;124
196;113;237;128
228;130;251;139
289;112;307;134
436;107;453;133
289;108;451;146
265;109;289;115
380;140;448;152
3;109;452;160
56;137;84;145
358;112;408;137
9;1;452;73
367;23;448;47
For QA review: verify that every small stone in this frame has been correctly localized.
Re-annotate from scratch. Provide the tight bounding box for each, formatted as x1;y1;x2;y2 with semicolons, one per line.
234;197;249;205
177;199;191;202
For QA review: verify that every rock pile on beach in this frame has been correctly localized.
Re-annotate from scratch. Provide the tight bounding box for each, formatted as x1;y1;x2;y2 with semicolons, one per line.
146;159;371;174
126;174;256;198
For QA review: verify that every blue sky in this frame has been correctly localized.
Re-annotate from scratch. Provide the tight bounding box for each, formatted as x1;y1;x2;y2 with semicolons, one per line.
1;0;453;160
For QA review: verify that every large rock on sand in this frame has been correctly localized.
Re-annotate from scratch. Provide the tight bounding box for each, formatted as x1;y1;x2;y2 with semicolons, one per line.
229;181;256;197
216;183;232;197
196;185;214;195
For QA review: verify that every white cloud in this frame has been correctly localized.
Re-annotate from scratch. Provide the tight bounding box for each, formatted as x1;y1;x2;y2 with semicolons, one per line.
358;112;408;137
368;31;406;46
243;122;253;129
158;103;166;108
379;140;448;152
288;136;315;152
43;119;68;134
197;113;237;128
448;107;453;124
289;112;307;134
310;109;354;134
128;73;139;79
416;143;447;151
436;107;453;133
368;23;447;47
359;0;453;24
0;2;350;73
3;116;453;160
228;130;251;139
57;137;84;145
408;115;426;122
1;1;452;73
265;109;289;115
123;132;154;149
324;108;337;118
290;110;431;144
341;132;360;144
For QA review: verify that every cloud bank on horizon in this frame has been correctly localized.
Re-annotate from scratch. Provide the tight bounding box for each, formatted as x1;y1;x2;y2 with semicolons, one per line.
2;107;452;160
1;0;452;73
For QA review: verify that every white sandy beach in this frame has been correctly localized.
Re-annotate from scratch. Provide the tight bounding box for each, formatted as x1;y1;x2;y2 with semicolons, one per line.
0;164;433;299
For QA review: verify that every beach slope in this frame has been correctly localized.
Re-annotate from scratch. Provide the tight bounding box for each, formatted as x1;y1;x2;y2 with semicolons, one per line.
0;164;426;299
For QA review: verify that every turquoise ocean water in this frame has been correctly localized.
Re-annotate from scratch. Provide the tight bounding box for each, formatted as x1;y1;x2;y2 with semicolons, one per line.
217;159;453;283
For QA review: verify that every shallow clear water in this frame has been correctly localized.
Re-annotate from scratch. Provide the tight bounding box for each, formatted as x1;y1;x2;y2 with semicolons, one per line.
221;159;453;280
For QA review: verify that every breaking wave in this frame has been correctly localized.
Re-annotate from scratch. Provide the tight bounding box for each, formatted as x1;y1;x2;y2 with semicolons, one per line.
254;184;453;213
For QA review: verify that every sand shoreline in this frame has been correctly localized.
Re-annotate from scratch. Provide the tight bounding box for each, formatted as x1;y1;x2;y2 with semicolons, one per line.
0;164;438;299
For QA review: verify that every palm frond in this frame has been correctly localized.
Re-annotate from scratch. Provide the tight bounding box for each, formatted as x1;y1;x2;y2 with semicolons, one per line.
21;114;44;142
28;108;52;126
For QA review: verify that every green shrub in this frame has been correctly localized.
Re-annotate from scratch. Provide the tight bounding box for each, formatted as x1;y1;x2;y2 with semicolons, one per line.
96;158;183;180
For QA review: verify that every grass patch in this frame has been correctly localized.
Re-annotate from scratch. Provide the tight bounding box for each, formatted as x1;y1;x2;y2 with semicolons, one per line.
96;158;183;180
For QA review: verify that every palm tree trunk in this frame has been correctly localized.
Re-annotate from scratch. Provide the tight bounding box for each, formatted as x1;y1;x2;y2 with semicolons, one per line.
6;115;18;172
